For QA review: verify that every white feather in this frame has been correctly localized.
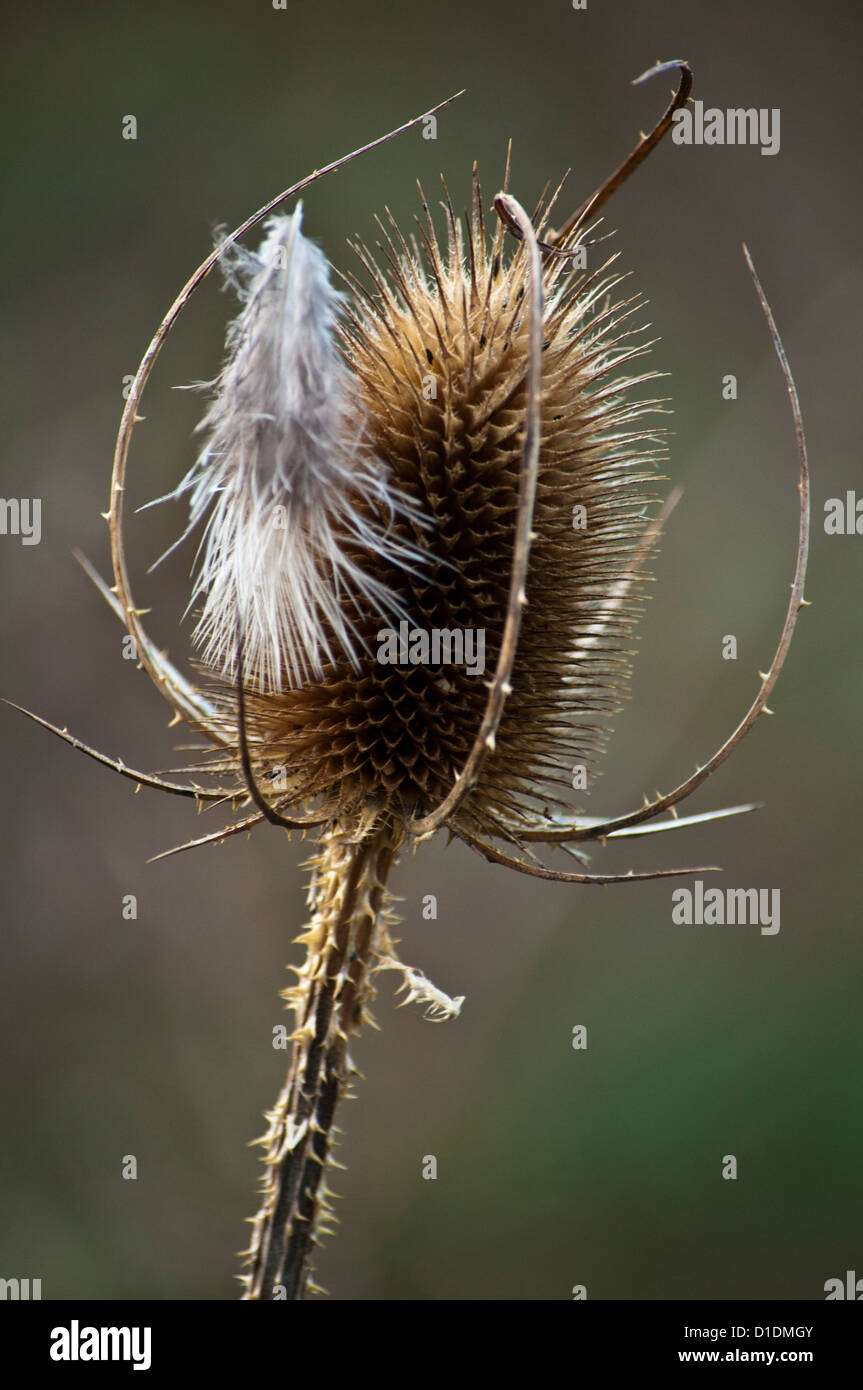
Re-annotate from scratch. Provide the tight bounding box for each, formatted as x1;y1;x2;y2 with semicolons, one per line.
164;206;427;692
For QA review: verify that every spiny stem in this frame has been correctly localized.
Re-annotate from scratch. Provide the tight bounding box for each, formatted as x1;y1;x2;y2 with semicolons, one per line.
240;820;401;1300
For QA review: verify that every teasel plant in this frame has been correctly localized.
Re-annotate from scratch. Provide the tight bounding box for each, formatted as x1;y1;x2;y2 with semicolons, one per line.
6;60;810;1300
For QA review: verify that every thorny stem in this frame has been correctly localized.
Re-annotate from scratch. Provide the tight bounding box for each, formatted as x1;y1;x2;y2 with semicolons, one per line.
551;59;692;246
241;821;402;1300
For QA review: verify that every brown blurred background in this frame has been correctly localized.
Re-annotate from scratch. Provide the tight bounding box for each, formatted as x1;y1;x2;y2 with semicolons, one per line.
2;0;861;1300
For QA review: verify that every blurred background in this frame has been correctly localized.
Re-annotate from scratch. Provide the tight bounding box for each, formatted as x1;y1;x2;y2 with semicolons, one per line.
2;0;861;1300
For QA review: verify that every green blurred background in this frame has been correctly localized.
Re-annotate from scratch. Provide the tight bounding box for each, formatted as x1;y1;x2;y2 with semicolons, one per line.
2;0;861;1300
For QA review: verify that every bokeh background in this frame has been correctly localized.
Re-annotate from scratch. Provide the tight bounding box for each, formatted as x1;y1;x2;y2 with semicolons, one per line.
2;0;861;1300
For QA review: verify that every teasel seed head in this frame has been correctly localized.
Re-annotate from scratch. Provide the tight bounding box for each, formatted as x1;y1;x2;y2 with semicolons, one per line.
17;65;807;879
203;169;666;845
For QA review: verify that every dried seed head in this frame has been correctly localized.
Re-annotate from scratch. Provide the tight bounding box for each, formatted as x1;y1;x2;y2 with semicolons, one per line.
21;66;803;872
28;62;799;876
205;171;667;839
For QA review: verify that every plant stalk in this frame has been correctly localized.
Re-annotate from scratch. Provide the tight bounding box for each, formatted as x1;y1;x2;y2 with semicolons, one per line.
241;818;401;1299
